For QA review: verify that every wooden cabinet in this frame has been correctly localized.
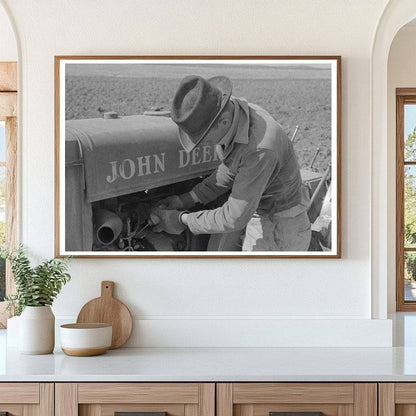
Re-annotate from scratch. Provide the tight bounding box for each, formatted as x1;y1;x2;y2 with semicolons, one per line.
55;383;215;416
379;383;416;416
217;383;377;416
0;383;53;416
0;381;385;416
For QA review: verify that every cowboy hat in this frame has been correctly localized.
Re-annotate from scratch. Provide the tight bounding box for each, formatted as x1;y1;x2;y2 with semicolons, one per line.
171;75;232;152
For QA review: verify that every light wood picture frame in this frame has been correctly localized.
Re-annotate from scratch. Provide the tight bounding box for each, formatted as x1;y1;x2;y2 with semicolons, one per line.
55;56;341;258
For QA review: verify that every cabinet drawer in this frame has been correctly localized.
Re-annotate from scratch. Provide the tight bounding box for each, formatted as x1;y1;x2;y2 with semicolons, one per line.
56;383;215;416
0;383;53;416
217;383;376;416
379;383;416;416
0;383;39;404
78;383;200;404
80;403;184;416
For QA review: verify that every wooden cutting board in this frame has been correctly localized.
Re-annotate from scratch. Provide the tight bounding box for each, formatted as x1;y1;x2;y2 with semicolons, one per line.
76;281;133;349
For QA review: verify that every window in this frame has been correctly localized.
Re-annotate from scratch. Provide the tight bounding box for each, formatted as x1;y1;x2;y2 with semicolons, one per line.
397;89;416;311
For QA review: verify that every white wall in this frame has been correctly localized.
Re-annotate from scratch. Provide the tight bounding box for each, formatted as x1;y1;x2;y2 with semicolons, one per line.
387;25;416;312
0;0;393;346
0;3;17;61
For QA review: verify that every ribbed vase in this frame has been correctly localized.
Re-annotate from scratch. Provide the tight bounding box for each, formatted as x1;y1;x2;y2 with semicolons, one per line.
19;306;55;354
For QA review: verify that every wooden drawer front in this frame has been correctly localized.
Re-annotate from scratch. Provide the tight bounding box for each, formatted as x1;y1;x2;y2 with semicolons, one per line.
80;403;185;416
395;384;416;404
0;383;53;416
57;383;215;416
218;384;376;416
0;404;25;416
233;384;354;404
379;383;416;416
0;383;39;404
235;403;343;416
78;383;200;404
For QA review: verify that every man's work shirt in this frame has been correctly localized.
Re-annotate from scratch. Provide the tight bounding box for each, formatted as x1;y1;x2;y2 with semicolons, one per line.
186;97;303;235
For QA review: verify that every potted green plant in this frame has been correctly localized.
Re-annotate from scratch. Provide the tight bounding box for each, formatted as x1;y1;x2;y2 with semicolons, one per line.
2;245;71;354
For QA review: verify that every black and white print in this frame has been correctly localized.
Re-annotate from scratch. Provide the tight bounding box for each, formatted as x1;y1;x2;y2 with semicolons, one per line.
56;58;340;257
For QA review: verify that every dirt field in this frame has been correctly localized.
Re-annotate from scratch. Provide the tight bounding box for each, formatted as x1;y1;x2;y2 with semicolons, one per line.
65;75;331;172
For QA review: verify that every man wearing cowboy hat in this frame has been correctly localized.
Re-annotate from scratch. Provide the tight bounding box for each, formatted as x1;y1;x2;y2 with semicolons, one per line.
150;75;311;251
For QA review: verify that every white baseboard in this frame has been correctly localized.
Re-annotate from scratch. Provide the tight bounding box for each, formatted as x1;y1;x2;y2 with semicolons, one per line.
56;317;392;347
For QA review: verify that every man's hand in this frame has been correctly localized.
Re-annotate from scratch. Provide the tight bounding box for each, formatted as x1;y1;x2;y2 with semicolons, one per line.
150;207;186;235
157;193;196;210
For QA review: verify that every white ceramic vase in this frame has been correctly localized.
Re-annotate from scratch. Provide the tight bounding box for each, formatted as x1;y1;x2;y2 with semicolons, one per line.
19;305;55;354
6;315;20;347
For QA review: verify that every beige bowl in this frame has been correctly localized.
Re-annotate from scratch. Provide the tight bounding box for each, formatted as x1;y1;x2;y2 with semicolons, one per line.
60;323;112;356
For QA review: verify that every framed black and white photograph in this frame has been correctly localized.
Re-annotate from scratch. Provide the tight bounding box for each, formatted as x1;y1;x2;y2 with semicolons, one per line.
55;56;341;258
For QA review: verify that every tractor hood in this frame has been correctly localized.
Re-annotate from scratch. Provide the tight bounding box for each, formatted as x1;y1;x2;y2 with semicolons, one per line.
65;115;220;203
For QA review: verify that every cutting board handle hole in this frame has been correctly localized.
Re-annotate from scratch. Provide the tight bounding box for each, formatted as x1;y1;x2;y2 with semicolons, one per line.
101;281;115;297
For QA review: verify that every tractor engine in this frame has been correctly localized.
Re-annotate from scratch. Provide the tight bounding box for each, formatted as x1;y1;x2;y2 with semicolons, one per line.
65;114;220;252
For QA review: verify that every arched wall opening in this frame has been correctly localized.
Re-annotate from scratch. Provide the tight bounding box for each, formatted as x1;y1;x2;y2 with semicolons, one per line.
371;0;416;320
387;18;416;313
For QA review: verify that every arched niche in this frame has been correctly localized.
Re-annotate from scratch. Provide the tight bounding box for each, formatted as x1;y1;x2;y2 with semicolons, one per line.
371;0;416;319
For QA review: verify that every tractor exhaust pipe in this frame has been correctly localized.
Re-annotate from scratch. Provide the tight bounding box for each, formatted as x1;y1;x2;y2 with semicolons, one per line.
94;209;123;246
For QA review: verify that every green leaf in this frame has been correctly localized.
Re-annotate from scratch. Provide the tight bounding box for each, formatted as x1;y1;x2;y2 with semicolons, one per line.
5;245;71;313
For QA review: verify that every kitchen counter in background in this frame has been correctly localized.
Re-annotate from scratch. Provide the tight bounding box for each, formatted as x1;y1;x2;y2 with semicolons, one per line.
0;313;415;382
0;329;415;382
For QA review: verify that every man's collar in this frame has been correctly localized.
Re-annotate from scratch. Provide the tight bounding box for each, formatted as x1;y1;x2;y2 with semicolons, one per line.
217;98;240;147
215;97;250;160
218;97;250;146
233;97;250;144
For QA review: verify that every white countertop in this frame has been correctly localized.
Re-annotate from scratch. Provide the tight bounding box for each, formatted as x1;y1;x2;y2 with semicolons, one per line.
3;313;416;382
1;328;416;382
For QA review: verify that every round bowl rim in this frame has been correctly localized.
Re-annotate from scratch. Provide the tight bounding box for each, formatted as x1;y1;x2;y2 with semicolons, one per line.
60;323;112;330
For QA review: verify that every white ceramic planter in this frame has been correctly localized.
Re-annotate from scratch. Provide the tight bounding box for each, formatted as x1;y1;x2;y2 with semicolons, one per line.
19;306;55;354
6;315;20;347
